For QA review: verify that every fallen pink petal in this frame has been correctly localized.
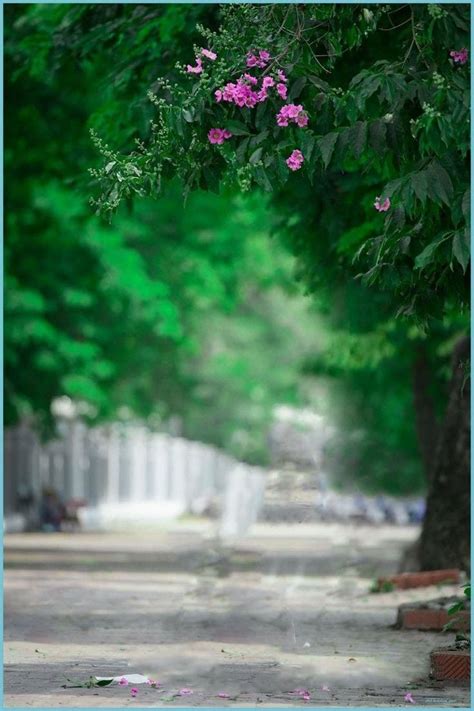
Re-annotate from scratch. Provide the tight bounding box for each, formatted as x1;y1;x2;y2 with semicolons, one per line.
217;692;230;698
179;688;193;696
130;687;138;697
118;677;128;686
404;692;415;704
321;685;330;692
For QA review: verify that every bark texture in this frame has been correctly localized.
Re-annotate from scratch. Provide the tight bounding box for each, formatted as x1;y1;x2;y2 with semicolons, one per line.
418;335;470;573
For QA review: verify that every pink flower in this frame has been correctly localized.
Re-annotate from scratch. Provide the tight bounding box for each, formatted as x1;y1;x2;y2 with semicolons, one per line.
404;692;415;704
277;83;288;99
244;73;258;85
201;48;217;61
276;104;308;128
208;128;225;145
262;76;275;89
296;112;309;127
118;677;128;686
277;70;288;83
246;53;258;68
450;48;468;64
130;687;138;698
186;58;203;74
218;692;230;698
287;103;302;119
374;196;391;212
286;149;304;171
146;679;160;687
215;89;223;102
257;88;268;103
259;50;271;63
222;130;233;139
179;688;193;696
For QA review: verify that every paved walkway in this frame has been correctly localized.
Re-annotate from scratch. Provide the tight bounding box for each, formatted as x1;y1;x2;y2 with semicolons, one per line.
3;522;470;707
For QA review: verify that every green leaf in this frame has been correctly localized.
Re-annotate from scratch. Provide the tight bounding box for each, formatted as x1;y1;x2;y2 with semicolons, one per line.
254;165;273;192
318;132;338;169
462;188;470;223
249;130;269;148
225;119;251;136
300;132;316;162
452;230;470;273
426;160;454;206
288;76;307;102
249;147;263;165
352;121;367;159
415;234;451;270
236;137;250;165
411;171;428;206
368;120;386;155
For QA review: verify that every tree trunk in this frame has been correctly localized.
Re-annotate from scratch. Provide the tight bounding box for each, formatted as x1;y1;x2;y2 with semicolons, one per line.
412;343;439;484
418;335;470;573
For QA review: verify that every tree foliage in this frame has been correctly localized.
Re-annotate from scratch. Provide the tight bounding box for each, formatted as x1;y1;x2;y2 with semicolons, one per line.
92;3;470;322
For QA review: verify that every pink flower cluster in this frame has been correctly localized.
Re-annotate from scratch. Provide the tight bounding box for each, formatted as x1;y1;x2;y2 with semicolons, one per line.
208;128;233;144
374;196;391;212
214;52;287;108
450;48;468;64
187;48;217;74
246;49;270;68
286;150;304;171
276;103;309;128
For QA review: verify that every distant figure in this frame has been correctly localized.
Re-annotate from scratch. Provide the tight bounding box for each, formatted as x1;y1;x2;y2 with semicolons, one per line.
39;487;65;532
406;498;426;524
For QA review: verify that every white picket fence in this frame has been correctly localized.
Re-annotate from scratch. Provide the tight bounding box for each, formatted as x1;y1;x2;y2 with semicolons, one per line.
3;420;267;537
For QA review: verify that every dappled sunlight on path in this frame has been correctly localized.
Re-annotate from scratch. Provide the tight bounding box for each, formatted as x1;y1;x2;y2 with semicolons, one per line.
4;524;470;707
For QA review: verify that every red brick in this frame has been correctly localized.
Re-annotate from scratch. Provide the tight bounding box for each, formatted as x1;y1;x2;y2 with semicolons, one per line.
378;569;460;590
397;607;470;631
430;648;470;682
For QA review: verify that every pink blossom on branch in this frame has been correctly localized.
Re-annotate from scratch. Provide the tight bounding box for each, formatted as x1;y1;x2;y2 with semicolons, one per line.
208;128;232;144
201;48;217;61
246;49;271;68
208;128;225;144
277;69;288;83
374;195;391;212
277;83;288;100
276;104;309;127
244;73;258;85
186;58;203;74
450;48;468;64
286;149;304;171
